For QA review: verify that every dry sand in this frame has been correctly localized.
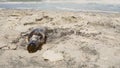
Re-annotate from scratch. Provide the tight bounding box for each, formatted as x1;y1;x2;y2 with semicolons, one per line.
0;9;120;68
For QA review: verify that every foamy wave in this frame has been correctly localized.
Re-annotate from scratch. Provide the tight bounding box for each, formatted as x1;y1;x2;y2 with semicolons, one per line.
55;7;119;13
56;7;80;11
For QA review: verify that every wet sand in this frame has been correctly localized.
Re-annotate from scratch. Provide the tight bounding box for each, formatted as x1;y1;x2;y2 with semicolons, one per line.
0;9;120;68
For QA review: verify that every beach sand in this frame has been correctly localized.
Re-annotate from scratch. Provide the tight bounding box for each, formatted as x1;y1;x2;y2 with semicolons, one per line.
0;9;120;68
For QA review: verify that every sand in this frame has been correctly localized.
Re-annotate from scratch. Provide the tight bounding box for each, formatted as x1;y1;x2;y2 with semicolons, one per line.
0;9;120;68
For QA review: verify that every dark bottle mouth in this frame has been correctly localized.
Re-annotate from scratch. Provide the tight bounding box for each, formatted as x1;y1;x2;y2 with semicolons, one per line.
27;43;38;53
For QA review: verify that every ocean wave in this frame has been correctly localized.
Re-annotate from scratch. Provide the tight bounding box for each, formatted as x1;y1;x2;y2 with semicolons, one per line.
0;0;120;5
0;2;120;13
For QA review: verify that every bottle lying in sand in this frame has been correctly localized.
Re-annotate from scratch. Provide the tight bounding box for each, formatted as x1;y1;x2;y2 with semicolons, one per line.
27;27;47;53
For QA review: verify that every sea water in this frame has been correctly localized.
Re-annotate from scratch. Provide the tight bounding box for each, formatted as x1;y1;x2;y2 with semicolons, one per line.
0;1;120;13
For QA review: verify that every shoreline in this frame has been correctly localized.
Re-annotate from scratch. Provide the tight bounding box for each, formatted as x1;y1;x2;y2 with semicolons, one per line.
0;9;120;14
